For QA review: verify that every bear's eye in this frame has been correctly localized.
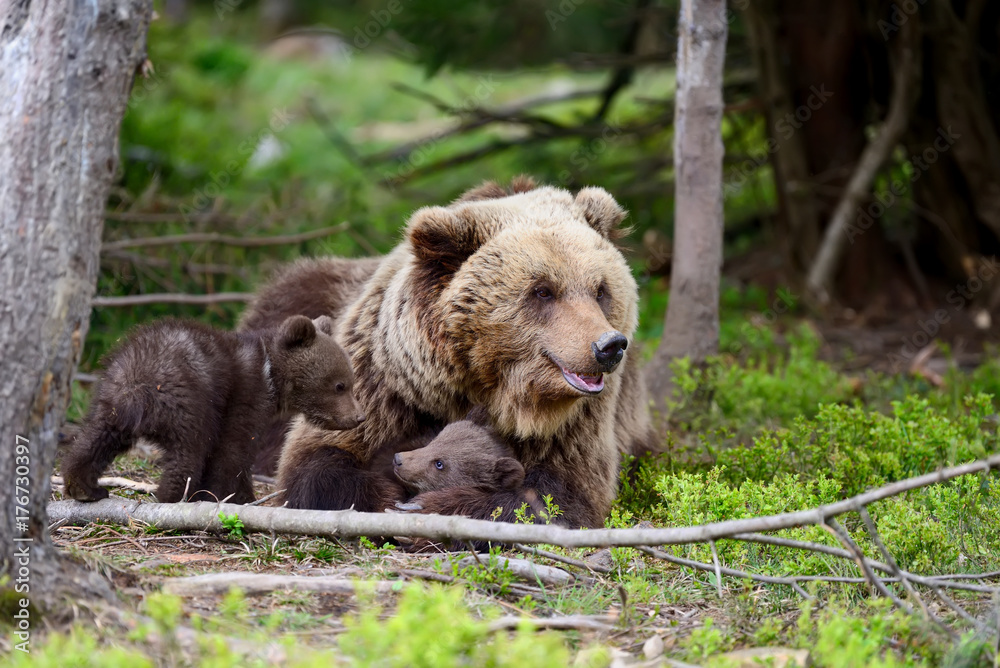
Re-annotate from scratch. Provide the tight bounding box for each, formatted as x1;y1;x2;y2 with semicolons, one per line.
434;460;444;470
596;286;605;300
534;286;554;301
335;382;346;393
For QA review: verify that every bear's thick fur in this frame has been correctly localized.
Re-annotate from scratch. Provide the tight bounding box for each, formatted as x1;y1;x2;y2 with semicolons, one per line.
62;315;364;504
240;178;654;527
392;419;525;494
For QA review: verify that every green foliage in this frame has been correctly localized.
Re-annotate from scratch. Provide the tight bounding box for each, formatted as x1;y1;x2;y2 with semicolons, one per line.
6;627;153;668
666;326;855;440
451;547;517;595
618;336;1000;577
338;583;570;667
218;512;245;539
683;618;730;662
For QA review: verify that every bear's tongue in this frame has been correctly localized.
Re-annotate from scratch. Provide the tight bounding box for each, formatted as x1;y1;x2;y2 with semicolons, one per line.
561;368;605;394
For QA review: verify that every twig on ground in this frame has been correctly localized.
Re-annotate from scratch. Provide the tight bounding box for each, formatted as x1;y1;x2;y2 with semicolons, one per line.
486;615;615;633
731;532;1000;592
453;555;574;587
249;489;285;507
51;475;157;494
399;569;455;584
514;543;610;574
860;507;951;636
636;546;812;600
709;540;724;597
823;517;914;614
163;573;398;597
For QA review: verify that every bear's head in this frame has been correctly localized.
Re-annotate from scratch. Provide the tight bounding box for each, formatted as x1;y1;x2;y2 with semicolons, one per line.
271;315;366;431
392;419;524;493
406;180;639;438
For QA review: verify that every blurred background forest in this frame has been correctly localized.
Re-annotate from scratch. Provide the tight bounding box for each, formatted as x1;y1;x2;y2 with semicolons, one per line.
88;0;1000;379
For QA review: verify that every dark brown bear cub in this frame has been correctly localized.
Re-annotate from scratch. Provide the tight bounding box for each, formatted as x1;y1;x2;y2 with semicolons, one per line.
393;420;524;494
62;315;364;504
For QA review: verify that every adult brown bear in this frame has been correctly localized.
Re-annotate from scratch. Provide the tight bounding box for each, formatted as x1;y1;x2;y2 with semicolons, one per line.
239;177;655;527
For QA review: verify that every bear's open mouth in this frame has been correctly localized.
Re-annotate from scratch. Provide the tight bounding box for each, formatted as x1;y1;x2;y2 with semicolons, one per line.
543;351;605;395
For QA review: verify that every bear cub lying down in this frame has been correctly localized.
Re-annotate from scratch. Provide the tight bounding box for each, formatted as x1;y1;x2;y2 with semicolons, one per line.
62;315;364;505
392;419;524;494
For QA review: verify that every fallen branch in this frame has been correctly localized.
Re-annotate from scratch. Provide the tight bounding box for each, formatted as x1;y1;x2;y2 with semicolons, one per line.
514;543;610;574
635;546;812;599
47;454;1000;549
732;532;1000;593
806;15;921;301
51;475;156;494
452;555;574;586
486;615;615;633
102;223;349;251
92;292;254;307
162;572;396;597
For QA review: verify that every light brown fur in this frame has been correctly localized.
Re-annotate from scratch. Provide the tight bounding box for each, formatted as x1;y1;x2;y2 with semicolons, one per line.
248;178;654;526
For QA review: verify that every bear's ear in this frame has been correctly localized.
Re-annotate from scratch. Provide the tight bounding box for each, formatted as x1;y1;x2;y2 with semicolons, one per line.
312;315;335;337
279;315;317;349
407;206;486;275
575;187;629;240
492;457;525;490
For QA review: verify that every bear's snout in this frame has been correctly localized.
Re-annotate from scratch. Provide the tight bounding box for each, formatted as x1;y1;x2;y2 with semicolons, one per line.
393;452;403;467
592;331;628;371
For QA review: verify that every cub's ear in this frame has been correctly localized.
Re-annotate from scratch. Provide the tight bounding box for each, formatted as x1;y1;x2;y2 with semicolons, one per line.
407;206;486;276
492;457;525;490
575;187;629;240
279;315;317;349
312;315;336;337
464;405;491;426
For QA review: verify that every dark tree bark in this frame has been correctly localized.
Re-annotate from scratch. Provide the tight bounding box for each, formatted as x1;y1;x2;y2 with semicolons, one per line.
646;0;727;411
0;0;152;612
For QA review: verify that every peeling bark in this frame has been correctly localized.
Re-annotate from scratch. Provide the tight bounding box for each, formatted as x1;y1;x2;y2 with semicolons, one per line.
0;0;152;606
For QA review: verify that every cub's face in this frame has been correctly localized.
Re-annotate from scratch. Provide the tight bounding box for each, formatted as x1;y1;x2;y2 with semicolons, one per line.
392;420;524;493
277;315;366;431
407;186;638;438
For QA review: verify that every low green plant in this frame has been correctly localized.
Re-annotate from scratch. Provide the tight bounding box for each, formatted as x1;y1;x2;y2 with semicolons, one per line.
338;583;571;667
218;512;245;540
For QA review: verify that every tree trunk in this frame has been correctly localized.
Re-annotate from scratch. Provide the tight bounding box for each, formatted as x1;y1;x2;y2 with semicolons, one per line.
646;0;727;411
742;0;821;271
0;0;152;614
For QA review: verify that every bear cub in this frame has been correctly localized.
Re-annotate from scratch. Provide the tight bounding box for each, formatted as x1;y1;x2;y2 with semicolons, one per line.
62;315;364;505
392;420;524;494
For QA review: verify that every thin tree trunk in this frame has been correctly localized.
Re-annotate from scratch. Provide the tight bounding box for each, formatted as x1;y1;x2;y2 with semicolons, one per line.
646;0;727;411
0;0;152;611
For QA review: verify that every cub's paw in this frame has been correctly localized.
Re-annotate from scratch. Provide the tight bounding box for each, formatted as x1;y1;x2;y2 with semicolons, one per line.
393;501;424;512
64;477;109;502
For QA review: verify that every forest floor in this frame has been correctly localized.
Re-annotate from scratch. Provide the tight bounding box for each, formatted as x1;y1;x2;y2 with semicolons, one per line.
19;310;1000;667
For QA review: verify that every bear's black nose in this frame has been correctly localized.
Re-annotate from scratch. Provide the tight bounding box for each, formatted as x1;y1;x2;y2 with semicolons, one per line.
592;331;628;371
393;453;403;466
